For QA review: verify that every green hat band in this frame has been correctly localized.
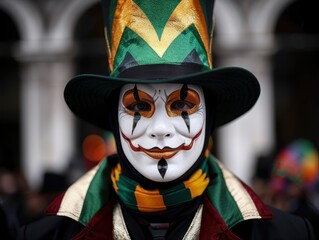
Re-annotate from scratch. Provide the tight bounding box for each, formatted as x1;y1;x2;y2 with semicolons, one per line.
103;0;213;77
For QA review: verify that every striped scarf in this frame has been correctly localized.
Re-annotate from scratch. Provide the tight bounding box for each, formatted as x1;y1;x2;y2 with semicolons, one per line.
111;160;210;212
48;153;272;229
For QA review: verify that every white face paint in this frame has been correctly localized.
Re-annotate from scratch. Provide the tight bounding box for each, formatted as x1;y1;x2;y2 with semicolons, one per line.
118;83;206;182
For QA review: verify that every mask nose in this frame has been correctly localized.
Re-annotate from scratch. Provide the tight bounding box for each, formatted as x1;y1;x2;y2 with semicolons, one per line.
146;107;175;140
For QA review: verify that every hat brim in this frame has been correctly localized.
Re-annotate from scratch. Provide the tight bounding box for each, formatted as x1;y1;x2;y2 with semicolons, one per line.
64;66;260;130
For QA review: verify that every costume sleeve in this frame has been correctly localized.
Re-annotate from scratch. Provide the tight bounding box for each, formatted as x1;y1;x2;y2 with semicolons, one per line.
249;207;317;240
304;217;317;240
17;216;84;240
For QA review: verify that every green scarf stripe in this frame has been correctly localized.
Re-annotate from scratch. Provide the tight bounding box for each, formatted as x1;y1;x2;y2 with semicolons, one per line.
112;25;209;76
110;158;209;211
116;174;139;211
160;159;209;207
59;154;267;226
160;184;192;208
205;155;244;228
78;159;112;225
200;158;209;173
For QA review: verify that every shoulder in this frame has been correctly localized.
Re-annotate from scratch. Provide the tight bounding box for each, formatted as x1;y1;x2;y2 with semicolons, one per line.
233;207;316;240
17;215;83;240
18;196;116;240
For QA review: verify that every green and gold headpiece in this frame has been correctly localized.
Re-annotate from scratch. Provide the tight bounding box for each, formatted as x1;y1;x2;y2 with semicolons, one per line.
103;0;213;77
64;0;260;130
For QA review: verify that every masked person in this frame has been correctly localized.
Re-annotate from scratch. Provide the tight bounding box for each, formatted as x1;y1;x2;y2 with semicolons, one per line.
18;0;316;239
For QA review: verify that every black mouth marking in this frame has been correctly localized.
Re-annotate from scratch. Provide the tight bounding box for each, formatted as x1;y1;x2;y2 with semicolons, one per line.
158;158;168;179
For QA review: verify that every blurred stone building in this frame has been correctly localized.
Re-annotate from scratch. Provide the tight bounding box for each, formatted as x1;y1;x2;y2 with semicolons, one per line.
0;0;318;189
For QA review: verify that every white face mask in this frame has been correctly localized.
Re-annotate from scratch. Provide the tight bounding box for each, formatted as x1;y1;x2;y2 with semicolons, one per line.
118;83;206;182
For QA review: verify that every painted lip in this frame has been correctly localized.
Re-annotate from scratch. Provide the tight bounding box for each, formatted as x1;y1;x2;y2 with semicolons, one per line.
121;129;202;160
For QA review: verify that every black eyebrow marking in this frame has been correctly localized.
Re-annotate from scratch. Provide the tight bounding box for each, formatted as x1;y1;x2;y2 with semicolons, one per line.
180;84;190;132
133;84;140;101
131;84;141;134
160;89;168;102
180;84;188;100
153;90;159;102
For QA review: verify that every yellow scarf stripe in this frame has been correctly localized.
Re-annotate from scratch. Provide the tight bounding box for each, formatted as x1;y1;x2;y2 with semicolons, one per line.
184;168;209;198
135;185;166;212
111;163;121;193
111;160;209;212
52;154;270;226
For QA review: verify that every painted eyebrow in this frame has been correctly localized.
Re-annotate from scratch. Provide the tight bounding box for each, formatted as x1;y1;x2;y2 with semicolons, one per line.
180;84;188;100
180;84;190;132
133;84;140;101
132;84;141;135
159;89;169;103
153;89;159;102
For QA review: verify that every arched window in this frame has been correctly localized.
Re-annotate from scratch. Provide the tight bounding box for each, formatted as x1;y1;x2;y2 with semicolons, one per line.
273;1;319;151
0;9;21;171
73;3;110;169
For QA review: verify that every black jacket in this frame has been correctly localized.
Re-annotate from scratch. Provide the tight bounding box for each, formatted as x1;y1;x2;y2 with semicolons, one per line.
17;206;316;240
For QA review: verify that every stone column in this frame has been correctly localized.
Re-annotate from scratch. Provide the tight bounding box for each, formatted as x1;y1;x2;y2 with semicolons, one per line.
215;40;276;184
18;45;76;189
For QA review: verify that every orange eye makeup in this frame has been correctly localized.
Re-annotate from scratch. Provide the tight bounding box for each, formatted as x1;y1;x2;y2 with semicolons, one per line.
122;89;155;118
165;89;200;117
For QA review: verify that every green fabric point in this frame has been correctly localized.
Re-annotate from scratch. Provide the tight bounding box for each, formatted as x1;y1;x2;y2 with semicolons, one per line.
112;25;209;76
134;0;181;38
162;24;208;65
205;155;244;228
104;0;118;50
199;0;213;36
78;159;112;225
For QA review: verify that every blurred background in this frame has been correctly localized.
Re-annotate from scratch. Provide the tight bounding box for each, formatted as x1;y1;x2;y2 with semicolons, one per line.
0;0;319;238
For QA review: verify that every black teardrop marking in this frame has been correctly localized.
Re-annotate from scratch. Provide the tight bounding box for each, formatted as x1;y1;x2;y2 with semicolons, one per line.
132;112;141;135
158;158;168;179
181;111;190;133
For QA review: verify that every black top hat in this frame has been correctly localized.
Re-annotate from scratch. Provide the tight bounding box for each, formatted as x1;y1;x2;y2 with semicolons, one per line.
64;0;260;130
